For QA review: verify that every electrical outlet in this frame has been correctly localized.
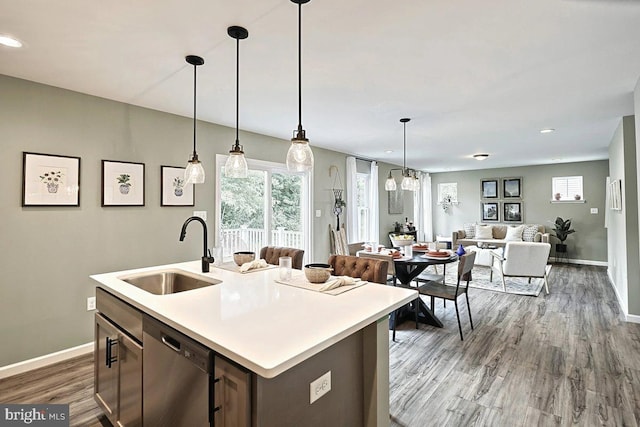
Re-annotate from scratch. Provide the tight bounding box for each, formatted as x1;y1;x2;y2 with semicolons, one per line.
193;211;207;221
590;208;598;214
309;371;331;404
87;296;96;311
315;209;321;218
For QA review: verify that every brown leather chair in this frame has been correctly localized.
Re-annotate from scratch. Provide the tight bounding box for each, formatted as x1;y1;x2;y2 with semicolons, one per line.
259;246;305;270
327;255;388;284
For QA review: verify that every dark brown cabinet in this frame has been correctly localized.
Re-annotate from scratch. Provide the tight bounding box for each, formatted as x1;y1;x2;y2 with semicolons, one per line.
95;288;143;427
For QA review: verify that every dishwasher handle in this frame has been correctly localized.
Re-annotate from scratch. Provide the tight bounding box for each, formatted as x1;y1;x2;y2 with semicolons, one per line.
161;334;181;352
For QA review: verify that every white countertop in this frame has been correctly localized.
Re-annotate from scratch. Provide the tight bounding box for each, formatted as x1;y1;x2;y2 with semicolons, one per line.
91;261;416;378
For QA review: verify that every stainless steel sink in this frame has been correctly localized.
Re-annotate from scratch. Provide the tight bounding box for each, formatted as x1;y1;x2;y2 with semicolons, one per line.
118;269;221;295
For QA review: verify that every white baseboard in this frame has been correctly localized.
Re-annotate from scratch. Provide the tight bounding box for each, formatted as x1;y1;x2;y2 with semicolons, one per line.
0;342;93;380
627;314;640;324
549;257;607;267
604;269;640;323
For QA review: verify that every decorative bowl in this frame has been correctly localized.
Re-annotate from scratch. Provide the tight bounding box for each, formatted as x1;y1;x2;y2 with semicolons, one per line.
233;251;255;266
390;234;415;247
304;263;333;283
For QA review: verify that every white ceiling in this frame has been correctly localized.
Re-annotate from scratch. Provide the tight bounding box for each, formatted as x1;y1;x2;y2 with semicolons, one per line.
2;0;640;172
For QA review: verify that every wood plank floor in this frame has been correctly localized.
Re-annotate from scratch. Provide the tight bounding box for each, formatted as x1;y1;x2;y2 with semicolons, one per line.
1;264;638;426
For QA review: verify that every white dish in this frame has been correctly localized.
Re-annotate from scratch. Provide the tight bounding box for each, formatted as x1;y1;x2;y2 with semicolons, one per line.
421;254;454;260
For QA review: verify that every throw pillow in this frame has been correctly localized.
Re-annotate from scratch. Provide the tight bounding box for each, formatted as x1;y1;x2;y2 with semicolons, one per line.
522;224;540;242
475;224;493;239
505;225;524;241
463;223;476;239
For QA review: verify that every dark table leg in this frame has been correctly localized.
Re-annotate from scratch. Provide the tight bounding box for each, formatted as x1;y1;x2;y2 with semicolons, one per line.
392;263;444;328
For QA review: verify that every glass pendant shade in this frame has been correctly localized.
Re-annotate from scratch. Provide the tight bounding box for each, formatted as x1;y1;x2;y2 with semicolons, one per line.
385;174;397;191
225;145;248;178
286;137;314;172
401;172;414;191
185;156;205;184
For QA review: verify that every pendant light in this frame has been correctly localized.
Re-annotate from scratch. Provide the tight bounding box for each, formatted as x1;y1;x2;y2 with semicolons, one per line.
400;118;415;191
286;0;314;172
385;171;397;191
184;55;206;184
225;26;249;178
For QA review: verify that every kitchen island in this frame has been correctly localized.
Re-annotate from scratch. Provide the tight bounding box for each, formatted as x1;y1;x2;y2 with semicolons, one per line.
91;260;416;427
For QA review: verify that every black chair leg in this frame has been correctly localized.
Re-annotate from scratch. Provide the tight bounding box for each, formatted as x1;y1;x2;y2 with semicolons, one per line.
415;297;419;329
430;296;435;311
466;293;474;330
454;300;463;341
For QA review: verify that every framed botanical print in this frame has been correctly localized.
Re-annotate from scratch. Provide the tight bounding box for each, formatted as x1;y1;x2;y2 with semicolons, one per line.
502;177;522;198
503;202;523;223
481;178;499;199
22;152;81;206
102;160;145;206
481;202;499;222
161;166;194;206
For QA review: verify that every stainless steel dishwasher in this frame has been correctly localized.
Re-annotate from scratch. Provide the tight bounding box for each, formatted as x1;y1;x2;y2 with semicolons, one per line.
143;315;213;427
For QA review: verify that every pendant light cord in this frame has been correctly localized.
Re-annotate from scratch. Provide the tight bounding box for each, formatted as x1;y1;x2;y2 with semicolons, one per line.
235;37;240;146
297;1;303;130
403;121;406;174
192;62;197;156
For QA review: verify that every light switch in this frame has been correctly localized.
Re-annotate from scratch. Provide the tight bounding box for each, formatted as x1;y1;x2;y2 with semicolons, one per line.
315;209;321;217
194;211;207;221
590;208;598;214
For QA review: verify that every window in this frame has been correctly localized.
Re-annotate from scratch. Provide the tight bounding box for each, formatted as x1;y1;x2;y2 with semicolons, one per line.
216;156;311;261
552;176;583;201
356;173;370;241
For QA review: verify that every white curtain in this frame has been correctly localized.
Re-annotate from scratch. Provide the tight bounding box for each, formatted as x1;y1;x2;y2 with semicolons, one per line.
414;172;433;242
346;156;358;242
369;161;379;245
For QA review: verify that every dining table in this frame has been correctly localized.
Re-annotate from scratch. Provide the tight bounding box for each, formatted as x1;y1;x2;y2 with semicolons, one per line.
391;250;459;328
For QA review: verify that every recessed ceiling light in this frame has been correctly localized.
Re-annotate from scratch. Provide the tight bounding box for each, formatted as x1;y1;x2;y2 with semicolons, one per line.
473;153;489;160
0;35;22;48
385;150;393;154
540;128;555;134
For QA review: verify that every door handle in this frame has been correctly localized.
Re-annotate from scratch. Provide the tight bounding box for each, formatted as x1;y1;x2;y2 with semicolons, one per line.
105;337;118;368
161;334;181;352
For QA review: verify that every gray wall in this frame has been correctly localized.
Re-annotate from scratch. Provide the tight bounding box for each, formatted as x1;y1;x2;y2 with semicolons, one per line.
610;116;640;316
431;161;609;262
0;75;404;366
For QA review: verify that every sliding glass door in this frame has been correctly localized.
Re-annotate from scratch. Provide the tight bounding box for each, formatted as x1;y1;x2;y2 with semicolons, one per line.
216;156;310;262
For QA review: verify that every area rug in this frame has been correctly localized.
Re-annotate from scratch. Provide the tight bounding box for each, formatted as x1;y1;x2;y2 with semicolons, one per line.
439;263;552;296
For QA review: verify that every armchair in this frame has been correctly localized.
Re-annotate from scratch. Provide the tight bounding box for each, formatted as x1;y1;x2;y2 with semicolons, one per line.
490;242;552;294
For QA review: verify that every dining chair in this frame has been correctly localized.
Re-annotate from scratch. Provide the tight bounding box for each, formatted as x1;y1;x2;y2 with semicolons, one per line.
415;251;476;341
259;246;305;270
356;251;397;285
327;255;388;284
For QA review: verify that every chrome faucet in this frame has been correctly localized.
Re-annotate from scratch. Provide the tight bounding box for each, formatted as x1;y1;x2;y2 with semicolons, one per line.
179;216;215;272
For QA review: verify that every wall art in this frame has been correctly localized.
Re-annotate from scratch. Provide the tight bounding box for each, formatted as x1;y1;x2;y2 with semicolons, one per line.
481;202;499;222
503;201;523;223
102;160;145;206
502;177;522;198
481;178;499;199
161;166;194;206
22;152;80;206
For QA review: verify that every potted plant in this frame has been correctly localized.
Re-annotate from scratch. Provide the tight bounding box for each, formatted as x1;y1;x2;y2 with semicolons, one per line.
39;170;63;193
551;216;575;253
393;221;402;233
173;176;185;196
117;174;131;195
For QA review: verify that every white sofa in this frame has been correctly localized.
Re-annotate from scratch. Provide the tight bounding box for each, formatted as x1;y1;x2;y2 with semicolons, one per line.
452;223;550;248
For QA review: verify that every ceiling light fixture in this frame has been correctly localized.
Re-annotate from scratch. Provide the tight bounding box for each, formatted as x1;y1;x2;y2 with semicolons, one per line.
540;128;555;134
400;118;416;191
184;55;206;184
224;26;250;179
0;35;22;48
473;153;489;160
286;0;314;172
